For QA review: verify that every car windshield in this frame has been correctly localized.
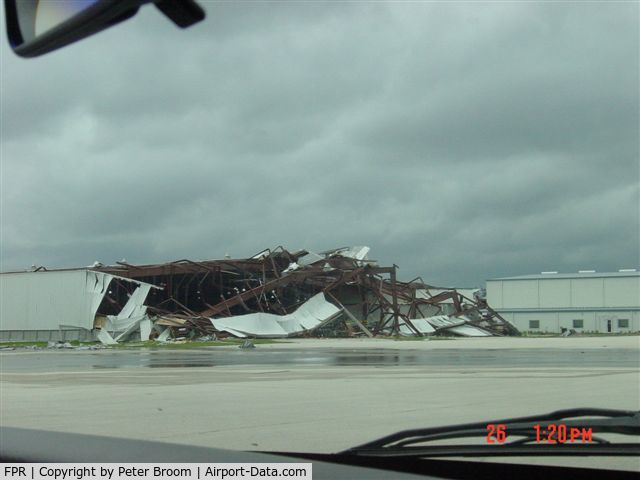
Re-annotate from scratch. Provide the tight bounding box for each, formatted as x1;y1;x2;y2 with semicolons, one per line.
1;0;639;475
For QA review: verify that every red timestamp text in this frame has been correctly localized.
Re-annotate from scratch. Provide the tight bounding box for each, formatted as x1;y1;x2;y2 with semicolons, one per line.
533;423;594;444
485;423;594;444
485;424;507;443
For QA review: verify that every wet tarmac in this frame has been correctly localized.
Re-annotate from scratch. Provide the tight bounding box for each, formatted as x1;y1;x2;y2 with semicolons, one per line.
1;347;638;371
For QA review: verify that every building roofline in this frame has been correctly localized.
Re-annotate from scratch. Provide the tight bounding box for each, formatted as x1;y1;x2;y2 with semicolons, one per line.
487;271;639;281
0;267;94;274
0;268;161;289
494;307;640;313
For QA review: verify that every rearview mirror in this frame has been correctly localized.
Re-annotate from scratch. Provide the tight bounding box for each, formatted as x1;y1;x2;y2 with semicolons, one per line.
4;0;205;58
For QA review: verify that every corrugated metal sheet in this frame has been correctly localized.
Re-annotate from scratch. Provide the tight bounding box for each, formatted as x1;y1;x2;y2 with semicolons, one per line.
0;270;110;331
399;318;436;335
210;292;341;338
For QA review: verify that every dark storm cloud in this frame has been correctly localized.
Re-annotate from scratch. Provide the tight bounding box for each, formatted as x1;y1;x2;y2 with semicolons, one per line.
1;1;638;286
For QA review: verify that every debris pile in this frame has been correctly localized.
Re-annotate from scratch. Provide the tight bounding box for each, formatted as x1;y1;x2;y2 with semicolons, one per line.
89;246;518;343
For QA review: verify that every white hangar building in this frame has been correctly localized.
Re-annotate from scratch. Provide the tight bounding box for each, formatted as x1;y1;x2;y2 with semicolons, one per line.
486;270;640;333
0;269;158;343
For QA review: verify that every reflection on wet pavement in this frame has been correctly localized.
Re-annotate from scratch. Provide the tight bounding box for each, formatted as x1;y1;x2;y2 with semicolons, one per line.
1;348;638;372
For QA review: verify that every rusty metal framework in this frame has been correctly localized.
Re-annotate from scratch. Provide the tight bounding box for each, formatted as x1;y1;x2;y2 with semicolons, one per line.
91;246;519;339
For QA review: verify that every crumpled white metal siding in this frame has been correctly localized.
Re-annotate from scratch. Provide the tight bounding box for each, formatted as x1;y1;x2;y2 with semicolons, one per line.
210;292;342;338
399;318;436;335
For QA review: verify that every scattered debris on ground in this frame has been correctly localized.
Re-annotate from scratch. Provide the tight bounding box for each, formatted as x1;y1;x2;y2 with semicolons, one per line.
239;340;256;349
561;328;579;337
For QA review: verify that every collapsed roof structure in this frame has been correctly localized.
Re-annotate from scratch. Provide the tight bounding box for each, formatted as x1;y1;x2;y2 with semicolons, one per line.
0;246;519;343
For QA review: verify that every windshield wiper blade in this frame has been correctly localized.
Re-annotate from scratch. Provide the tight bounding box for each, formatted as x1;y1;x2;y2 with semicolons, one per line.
342;408;640;458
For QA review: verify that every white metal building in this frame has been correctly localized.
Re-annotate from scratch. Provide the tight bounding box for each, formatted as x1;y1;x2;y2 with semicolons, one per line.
0;269;155;342
486;270;640;333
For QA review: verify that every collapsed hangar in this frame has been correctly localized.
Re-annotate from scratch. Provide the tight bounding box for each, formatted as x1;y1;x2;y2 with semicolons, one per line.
0;246;518;342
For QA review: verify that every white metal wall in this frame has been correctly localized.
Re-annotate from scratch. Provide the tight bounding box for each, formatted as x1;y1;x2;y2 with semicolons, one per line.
487;276;640;309
499;311;640;333
0;270;111;331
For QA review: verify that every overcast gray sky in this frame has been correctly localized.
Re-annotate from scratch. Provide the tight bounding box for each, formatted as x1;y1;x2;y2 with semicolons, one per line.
1;1;638;286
